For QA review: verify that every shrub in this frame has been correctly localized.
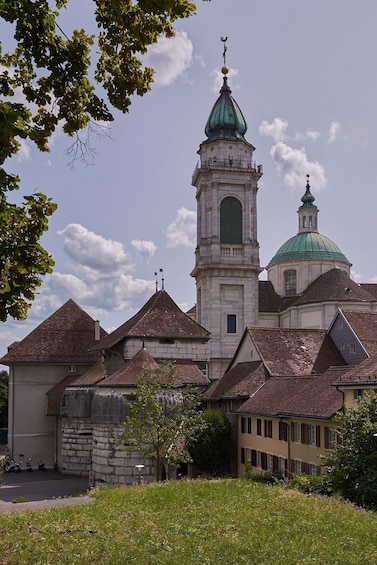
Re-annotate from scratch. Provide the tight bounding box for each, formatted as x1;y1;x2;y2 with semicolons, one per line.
288;473;333;496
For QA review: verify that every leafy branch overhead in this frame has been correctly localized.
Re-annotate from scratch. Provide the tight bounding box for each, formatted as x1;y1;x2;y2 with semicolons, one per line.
0;0;197;321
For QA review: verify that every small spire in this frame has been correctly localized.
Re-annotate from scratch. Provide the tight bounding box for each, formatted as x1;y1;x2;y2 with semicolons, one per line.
301;174;315;206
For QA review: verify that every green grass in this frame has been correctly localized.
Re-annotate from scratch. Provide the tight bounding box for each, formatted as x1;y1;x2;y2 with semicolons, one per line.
1;479;377;564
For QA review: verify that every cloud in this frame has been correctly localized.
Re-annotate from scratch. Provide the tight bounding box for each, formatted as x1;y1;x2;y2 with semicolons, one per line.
58;224;134;273
259;118;288;143
293;128;320;142
270;141;327;191
166;208;196;248
131;239;157;261
16;138;32;161
144;30;193;87
327;121;341;144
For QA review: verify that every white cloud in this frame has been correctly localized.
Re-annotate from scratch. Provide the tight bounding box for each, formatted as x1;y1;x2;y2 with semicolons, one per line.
144;30;193;87
270;141;327;191
166;208;196;248
131;239;157;261
259;118;288;143
16;138;32;161
58;224;134;273
327;121;341;144
293;128;320;142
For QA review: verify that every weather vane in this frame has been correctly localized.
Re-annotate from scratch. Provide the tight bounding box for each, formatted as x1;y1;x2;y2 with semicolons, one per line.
221;36;228;67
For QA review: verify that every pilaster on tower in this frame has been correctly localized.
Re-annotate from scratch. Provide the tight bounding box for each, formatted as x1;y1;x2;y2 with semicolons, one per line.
191;63;263;381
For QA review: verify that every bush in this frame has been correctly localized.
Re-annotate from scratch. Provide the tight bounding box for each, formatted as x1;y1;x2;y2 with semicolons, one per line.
288;473;333;496
248;471;284;485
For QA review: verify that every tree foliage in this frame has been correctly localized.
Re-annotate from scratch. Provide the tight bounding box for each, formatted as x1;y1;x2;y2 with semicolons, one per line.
0;380;8;428
322;392;377;510
0;0;197;320
188;409;232;475
116;362;207;481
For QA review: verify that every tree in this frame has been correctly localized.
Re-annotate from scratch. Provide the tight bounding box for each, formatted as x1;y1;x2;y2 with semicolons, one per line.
322;391;377;510
188;409;232;475
0;0;198;320
116;362;207;482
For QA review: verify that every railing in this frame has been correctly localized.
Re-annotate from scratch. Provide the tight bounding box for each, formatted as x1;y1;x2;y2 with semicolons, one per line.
221;245;244;257
192;159;263;181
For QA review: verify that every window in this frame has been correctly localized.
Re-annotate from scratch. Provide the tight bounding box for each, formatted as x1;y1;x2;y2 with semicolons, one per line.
264;419;273;438
227;314;237;334
68;365;76;373
257;418;262;436
279;457;286;475
353;389;364;400
279;421;288;442
240;417;246;434
241;418;252;434
292;422;301;443
267;453;273;472
302;216;306;228
309;463;318;476
309;424;320;447
295;460;302;474
284;270;297;296
220;197;242;244
256;451;262;469
350;343;356;354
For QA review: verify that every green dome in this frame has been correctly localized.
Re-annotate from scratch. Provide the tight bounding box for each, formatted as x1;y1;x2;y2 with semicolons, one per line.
268;232;350;266
203;76;251;145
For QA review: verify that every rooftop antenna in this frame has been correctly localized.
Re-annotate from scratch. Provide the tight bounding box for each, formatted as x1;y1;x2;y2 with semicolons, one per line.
221;36;228;67
160;268;164;290
154;271;158;292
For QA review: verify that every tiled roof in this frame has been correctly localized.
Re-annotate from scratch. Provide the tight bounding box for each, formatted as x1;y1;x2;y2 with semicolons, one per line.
72;360;106;386
0;299;107;365
46;375;79;415
360;283;377;299
333;353;377;386
292;269;376;307
202;361;265;400
247;327;345;376
238;366;346;419
258;280;295;313
97;348;210;387
92;290;210;351
340;310;377;356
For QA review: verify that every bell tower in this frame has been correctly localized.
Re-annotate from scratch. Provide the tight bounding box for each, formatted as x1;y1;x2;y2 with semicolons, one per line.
191;55;263;380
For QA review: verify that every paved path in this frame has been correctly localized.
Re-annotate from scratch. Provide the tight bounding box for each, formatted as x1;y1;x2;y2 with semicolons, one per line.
0;469;93;514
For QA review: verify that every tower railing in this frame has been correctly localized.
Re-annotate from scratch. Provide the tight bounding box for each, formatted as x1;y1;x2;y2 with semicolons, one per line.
192;159;263;182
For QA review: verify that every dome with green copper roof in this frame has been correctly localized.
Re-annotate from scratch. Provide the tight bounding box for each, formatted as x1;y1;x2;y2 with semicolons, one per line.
268;177;350;267
268;232;350;266
203;67;252;146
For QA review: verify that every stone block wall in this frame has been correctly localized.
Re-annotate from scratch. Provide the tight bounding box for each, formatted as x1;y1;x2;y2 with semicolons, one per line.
61;418;93;477
92;424;155;486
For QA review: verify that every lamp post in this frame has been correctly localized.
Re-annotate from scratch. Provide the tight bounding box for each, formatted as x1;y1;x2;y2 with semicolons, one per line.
135;464;145;484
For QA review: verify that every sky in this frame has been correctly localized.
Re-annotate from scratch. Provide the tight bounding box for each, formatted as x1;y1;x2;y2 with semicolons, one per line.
2;0;377;363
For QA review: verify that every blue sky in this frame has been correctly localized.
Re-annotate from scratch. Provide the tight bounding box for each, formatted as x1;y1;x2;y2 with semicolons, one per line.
1;0;377;362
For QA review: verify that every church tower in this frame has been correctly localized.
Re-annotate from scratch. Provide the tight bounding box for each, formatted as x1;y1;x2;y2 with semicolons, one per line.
191;62;263;380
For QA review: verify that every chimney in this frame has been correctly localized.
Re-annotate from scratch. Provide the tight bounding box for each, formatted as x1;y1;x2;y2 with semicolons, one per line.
94;320;100;341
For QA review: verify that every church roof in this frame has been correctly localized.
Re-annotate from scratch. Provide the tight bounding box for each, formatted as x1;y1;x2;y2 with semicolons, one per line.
268;232;350;266
92;290;210;351
0;299;106;365
203;71;252;146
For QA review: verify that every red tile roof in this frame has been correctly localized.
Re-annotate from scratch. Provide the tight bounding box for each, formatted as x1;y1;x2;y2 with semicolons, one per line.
97;348;210;387
0;300;107;365
247;327;345;376
202;361;265;401
340;310;377;356
238;366;346;419
333;354;377;386
92;290;210;351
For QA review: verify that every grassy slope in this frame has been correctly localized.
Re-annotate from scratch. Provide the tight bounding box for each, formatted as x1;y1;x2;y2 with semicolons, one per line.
1;479;377;564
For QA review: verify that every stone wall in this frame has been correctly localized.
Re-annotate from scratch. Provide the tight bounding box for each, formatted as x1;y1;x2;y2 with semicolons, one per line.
61;418;93;477
92;424;155;485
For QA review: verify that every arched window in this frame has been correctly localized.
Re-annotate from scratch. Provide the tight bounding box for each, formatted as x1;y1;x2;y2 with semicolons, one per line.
302;216;306;228
284;269;297;296
220;197;242;244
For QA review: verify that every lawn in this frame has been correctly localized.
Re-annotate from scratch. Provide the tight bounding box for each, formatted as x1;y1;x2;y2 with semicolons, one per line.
1;479;377;564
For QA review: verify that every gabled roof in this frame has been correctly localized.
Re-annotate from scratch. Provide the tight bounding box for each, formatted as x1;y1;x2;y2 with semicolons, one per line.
72;360;106;386
0;299;107;365
333;353;377;386
97;348;210;388
340;310;377;357
245;327;345;376
46;375;79;415
291;269;376;307
238;366;346;419
92;290;210;351
202;361;265;401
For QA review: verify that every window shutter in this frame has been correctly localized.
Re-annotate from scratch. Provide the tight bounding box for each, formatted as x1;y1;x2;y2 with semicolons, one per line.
261;452;267;471
291;422;295;442
251;449;257;466
241;447;245;464
324;427;329;449
316;425;321;447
